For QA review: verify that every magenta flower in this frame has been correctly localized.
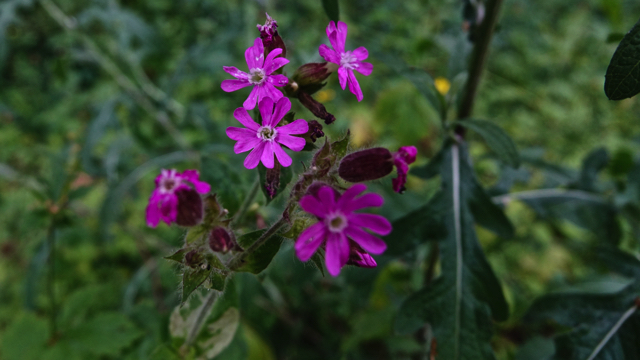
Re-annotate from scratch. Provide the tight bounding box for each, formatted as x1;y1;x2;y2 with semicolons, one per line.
146;169;211;228
257;13;277;45
318;21;373;101
226;97;309;169
392;146;417;193
295;184;391;276
346;241;377;268
221;38;289;110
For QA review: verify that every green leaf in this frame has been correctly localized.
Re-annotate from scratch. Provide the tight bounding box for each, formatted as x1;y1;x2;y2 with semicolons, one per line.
330;130;350;160
235;230;285;274
457;119;520;168
182;266;212;302
165;248;187;263
605;16;640;100
64;312;143;356
375;52;444;116
578;148;609;192
395;142;509;360
258;163;293;204
1;312;48;360
321;0;339;22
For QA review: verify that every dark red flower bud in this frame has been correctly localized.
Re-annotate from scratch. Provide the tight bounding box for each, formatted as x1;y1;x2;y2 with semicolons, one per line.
292;62;334;89
305;181;339;199
185;250;203;267
264;162;282;199
208;227;236;254
175;188;204;227
258;13;286;58
338;148;394;183
297;91;336;125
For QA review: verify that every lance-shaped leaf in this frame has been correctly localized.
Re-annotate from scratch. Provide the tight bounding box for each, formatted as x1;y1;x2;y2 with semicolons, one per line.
456;119;520;168
395;142;509;360
234;229;285;274
321;0;339;22
524;248;640;360
605;16;640;100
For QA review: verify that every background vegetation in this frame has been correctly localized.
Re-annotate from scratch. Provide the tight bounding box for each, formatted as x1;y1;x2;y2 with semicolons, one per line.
2;0;640;359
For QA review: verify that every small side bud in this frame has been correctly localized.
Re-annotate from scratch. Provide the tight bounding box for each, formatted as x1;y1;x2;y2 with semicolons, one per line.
392;146;418;194
175;188;204;227
346;241;377;268
338;148;394;183
209;227;236;254
265;162;282;199
297;91;336;125
185;250;203;267
292;62;333;90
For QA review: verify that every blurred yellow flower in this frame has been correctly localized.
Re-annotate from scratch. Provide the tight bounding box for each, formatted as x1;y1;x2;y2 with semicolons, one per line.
316;89;336;102
434;77;451;95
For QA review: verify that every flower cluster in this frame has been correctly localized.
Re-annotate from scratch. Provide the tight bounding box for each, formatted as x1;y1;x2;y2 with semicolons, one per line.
146;169;211;228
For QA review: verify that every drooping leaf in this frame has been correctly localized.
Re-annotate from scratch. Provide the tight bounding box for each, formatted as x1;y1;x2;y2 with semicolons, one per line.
64;312;143;357
182;266;212;302
578;148;609;192
165;249;187;263
457;119;520;168
395;142;509;360
235;230;285;274
605;16;640;100
321;0;339;22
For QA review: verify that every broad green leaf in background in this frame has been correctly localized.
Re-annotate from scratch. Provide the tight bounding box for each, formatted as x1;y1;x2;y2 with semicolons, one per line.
605;16;640;100
395;142;509;360
578;148;609;192
321;0;339;22
456;119;521;168
524;248;640;360
1;312;48;360
63;312;143;357
235;230;285;274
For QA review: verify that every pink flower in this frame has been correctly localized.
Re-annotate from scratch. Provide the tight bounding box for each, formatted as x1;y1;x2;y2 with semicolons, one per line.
392;146;417;193
295;184;391;276
346;241;377;268
221;38;289;110
318;21;373;101
257;13;277;45
226;97;309;169
146;169;211;228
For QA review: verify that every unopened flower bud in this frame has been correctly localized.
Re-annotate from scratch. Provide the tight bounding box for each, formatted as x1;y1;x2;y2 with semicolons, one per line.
208;227;236;254
338;148;394;183
175;188;204;227
305;181;339;199
258;13;286;58
346;241;377;268
297;91;336;125
392;146;418;194
265;162;282;199
185;250;203;267
292;62;334;89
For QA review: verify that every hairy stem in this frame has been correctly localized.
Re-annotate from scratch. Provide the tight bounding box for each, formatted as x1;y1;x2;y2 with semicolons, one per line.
181;290;219;354
231;177;260;227
457;0;505;121
226;216;288;271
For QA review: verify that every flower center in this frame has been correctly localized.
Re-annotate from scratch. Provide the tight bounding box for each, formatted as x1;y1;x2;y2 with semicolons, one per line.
249;68;266;84
160;177;180;194
340;51;358;70
257;126;277;141
327;213;348;233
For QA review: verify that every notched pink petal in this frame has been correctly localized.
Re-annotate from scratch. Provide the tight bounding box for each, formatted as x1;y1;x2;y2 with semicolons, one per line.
261;142;275;168
233;136;261;154
270;97;292;127
347;70;363;101
243;86;260;110
244;141;266;169
276;133;305;152
319;44;340;64
146;198;160;227
318;186;336;210
266;74;289;87
337;67;348;90
182;170;210;193
273;142;292;167
345;226;387;255
221;79;251;92
299;195;328;218
245;38;265;69
233;108;260;130
342;193;384;213
223;66;249;79
351;47;369;61
226;126;256;141
264;57;289;75
354;61;373;76
336;184;367;209
258;97;275;127
277;119;308;135
348;213;392;235
325;232;347;276
295;222;326;261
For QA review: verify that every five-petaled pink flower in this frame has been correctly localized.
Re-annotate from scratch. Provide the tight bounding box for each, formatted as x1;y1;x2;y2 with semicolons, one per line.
146;169;211;228
221;38;289;110
392;146;417;193
226;97;309;169
295;184;391;276
319;21;373;101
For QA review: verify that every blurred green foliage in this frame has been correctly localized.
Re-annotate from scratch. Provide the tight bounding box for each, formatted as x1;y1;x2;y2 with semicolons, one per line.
2;0;640;359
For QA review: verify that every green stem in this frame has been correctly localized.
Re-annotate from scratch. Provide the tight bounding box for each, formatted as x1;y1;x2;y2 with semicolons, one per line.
227;216;288;271
180;290;218;354
231;177;260;227
457;0;505;121
46;221;57;337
